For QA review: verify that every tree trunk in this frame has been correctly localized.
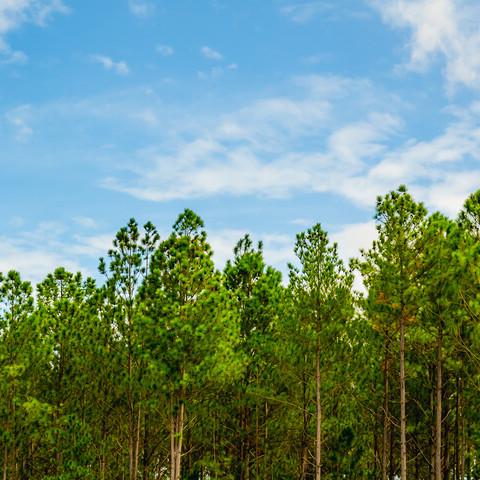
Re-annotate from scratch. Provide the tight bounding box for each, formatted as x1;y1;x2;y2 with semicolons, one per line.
133;404;141;480
170;399;185;480
443;399;449;480
389;421;395;480
455;377;459;480
315;337;322;480
143;410;149;480
382;335;390;480
3;444;7;480
301;362;308;480
170;404;175;480
430;369;435;480
400;316;407;480
129;403;134;480
435;328;442;480
128;346;135;480
460;378;465;480
264;401;268;480
175;402;185;480
255;384;260;480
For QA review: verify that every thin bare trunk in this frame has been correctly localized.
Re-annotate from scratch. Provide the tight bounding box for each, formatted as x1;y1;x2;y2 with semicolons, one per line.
435;329;442;480
170;396;185;480
143;410;149;480
264;401;268;480
400;317;407;480
390;423;395;480
170;405;175;480
128;347;134;480
133;403;141;479
3;444;7;480
455;377;459;480
175;402;185;480
315;337;321;480
460;378;465;480
443;401;449;480
301;363;308;480
382;335;390;480
431;369;435;480
255;398;260;480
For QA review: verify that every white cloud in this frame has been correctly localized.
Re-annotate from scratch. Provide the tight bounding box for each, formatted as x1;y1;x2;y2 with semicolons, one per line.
5;104;33;141
91;54;130;75
97;74;480;217
0;38;27;64
338;102;480;215
301;53;331;65
101;76;401;202
280;1;369;24
280;1;332;23
70;233;114;257
291;218;313;227
73;216;98;229
369;0;480;90
0;236;84;285
129;0;155;17
200;46;223;60
331;221;377;262
197;66;224;80
0;221;116;285
0;0;68;63
9;74;479;220
156;44;173;56
131;108;159;127
331;221;378;292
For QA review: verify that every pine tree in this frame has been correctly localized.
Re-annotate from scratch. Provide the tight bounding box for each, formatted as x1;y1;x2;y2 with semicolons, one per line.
359;186;427;480
289;223;354;480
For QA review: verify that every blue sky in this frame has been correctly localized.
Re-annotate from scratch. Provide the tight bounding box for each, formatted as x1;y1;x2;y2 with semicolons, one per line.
1;0;480;283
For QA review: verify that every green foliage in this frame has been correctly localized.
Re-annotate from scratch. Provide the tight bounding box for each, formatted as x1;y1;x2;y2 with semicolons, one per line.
0;188;479;479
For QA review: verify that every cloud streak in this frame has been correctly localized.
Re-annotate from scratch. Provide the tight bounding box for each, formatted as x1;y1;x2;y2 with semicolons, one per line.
128;0;155;18
200;46;223;60
280;1;332;23
5;104;33;142
156;44;173;56
91;54;130;75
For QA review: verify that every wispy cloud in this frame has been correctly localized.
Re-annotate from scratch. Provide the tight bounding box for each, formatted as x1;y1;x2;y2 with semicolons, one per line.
95;74;480;216
0;220;88;284
280;1;332;23
73;216;99;229
0;0;69;63
201;45;223;60
0;218;123;285
9;74;480;219
128;0;155;18
5;104;33;142
197;66;225;80
0;236;84;285
369;0;480;91
156;44;173;56
91;54;130;75
100;76;398;201
280;1;369;24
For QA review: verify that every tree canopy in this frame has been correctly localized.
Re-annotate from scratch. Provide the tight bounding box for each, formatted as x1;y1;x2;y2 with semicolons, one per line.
1;190;480;479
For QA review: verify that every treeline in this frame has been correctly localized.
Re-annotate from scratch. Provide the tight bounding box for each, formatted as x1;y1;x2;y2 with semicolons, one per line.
0;186;480;480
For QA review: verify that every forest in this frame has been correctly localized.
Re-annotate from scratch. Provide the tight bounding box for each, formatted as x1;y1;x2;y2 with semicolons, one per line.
0;185;480;480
